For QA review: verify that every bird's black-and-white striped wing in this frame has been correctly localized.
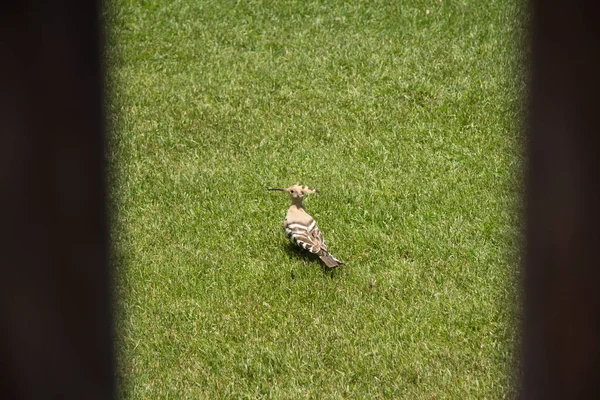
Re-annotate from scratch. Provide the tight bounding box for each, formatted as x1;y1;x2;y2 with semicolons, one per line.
284;219;326;254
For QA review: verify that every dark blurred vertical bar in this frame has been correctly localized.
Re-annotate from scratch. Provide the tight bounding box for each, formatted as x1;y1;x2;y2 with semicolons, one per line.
524;0;600;399
0;1;114;399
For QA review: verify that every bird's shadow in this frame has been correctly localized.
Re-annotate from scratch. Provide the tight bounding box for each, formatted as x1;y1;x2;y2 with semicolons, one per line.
284;242;340;278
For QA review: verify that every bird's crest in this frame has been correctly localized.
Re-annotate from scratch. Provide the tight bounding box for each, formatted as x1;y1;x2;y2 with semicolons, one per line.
268;184;319;199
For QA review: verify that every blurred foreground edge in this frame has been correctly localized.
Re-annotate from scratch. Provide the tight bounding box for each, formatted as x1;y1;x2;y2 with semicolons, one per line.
0;1;114;400
523;0;600;399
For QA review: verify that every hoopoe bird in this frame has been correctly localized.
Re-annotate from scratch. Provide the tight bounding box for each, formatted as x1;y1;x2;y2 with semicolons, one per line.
269;184;343;268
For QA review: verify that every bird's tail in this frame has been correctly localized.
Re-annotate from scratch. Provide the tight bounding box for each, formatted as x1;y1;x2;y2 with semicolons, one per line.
319;251;343;268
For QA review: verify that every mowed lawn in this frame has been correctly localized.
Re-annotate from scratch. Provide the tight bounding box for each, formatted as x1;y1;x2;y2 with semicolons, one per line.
106;0;525;398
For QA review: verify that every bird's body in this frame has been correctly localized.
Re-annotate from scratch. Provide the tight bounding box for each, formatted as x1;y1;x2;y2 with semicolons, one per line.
269;185;343;268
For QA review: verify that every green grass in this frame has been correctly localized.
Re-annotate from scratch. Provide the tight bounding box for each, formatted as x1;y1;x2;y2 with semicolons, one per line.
105;0;526;398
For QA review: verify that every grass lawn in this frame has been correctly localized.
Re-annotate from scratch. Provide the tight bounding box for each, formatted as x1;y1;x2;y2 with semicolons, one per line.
105;0;526;398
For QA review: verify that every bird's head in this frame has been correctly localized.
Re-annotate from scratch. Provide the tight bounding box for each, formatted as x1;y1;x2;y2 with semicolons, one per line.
268;184;319;201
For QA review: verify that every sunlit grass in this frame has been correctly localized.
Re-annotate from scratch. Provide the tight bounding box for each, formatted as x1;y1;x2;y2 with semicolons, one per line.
106;0;526;397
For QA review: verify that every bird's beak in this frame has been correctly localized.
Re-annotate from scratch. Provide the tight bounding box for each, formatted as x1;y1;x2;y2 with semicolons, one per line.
268;188;286;191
